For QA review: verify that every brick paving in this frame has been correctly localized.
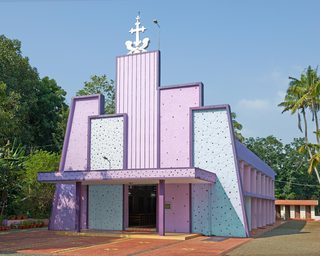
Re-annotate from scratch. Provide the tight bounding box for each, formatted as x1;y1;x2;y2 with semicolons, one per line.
1;221;317;255
0;229;249;256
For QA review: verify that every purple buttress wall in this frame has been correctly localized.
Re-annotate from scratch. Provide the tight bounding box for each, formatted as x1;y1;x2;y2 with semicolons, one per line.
50;96;102;230
160;84;202;232
116;51;160;169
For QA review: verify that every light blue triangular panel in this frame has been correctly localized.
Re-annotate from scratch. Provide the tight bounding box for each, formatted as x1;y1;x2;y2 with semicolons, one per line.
192;108;247;237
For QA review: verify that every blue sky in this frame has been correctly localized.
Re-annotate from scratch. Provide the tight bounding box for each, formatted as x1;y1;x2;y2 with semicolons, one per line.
1;0;320;143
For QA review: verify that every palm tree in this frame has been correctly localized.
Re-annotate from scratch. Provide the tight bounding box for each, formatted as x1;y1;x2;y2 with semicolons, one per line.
279;66;320;184
291;67;320;143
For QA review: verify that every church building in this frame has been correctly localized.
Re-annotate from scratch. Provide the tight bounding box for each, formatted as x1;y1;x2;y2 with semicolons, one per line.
38;16;276;237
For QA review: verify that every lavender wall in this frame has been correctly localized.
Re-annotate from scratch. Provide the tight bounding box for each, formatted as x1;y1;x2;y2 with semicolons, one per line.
50;96;102;231
160;84;202;168
159;84;202;233
63;96;102;171
49;184;76;230
165;184;190;233
116;51;160;169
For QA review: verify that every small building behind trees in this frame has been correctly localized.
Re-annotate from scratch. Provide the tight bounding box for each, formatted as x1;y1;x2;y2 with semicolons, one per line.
275;200;318;220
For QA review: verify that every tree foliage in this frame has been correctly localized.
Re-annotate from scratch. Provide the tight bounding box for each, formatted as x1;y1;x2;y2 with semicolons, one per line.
279;66;320;183
0;35;68;152
231;112;245;142
22;150;59;218
0;35;69;218
0;82;21;141
0;141;26;216
77;75;115;114
245;136;320;200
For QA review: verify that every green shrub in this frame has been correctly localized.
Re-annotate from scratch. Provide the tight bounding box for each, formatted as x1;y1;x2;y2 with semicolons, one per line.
22;150;60;218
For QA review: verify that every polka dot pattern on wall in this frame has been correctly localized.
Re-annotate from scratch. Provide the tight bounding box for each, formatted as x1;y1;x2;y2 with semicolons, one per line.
88;184;123;230
90;116;124;170
192;108;246;237
191;183;211;235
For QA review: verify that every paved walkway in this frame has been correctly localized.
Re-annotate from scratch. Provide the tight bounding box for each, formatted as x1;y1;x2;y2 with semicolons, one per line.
0;229;249;255
2;221;315;256
227;220;320;255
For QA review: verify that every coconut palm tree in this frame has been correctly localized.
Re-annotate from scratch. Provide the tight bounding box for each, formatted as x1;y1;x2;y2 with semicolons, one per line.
291;66;320;143
279;66;320;184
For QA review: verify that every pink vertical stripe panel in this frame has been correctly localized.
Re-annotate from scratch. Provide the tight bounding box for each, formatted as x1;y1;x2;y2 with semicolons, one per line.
116;51;160;169
145;54;151;168
140;55;146;168
131;55;137;168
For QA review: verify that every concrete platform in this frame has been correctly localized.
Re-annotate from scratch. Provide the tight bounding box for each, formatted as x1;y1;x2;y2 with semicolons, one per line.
56;230;202;240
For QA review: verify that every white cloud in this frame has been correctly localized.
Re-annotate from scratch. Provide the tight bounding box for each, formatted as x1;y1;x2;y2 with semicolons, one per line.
238;99;271;110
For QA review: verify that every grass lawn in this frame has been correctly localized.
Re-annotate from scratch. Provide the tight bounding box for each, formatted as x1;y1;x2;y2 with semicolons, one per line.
227;220;320;255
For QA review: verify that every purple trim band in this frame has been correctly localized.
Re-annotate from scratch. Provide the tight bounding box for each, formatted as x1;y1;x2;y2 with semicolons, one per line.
116;50;160;59
38;167;216;184
235;140;276;178
157;51;161;168
189;104;250;237
75;182;82;232
158;180;165;236
244;192;275;200
86;185;89;229
58;98;75;172
189;183;192;233
159;82;203;91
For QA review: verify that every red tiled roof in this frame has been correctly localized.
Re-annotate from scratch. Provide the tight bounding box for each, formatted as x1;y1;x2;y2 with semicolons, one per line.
275;200;318;206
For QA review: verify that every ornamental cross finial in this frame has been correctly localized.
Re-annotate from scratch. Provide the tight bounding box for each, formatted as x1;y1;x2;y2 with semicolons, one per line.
125;15;150;54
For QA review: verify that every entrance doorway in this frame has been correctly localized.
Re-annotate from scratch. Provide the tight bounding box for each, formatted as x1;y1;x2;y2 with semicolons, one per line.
128;185;157;228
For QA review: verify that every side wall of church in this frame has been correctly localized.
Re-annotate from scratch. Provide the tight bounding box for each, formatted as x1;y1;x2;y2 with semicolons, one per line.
191;106;249;237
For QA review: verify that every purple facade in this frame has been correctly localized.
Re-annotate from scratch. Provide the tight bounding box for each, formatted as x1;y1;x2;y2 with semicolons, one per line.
39;50;276;237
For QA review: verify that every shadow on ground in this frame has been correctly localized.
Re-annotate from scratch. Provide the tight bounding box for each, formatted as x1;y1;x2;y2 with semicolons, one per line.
260;220;308;237
227;220;320;256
